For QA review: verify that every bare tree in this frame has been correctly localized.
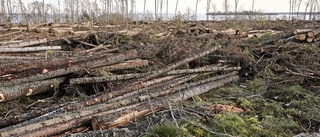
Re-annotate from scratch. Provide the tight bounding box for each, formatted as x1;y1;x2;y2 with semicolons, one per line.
6;0;13;22
0;0;6;23
155;0;157;19
143;0;146;18
235;0;239;13
195;0;200;21
297;0;303;18
175;0;179;17
166;0;168;18
223;0;229;13
206;0;211;20
252;0;254;11
58;0;61;23
304;0;310;20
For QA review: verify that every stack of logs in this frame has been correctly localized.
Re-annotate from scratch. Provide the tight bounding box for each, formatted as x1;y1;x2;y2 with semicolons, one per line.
294;28;320;47
0;31;240;136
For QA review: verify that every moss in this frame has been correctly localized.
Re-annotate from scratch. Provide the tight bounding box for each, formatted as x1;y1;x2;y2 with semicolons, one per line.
246;78;264;95
144;124;183;137
211;113;268;136
262;116;299;136
181;121;210;137
237;98;254;113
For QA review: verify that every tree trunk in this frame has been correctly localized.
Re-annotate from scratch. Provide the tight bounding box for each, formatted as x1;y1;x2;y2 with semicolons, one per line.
195;0;199;21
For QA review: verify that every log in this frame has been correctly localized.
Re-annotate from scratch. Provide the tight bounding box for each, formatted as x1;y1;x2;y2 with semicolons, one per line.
311;41;320;47
0;46;61;53
0;77;66;102
306;37;314;43
96;59;149;71
294;33;307;41
0;40;22;45
0;49;138;87
0;38;47;48
0;31;22;38
134;45;222;83
0;56;44;60
293;29;314;34
0;74;239;137
307;28;320;37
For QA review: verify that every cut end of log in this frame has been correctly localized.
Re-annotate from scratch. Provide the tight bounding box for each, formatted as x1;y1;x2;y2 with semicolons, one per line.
42;69;49;74
0;92;5;102
26;89;33;96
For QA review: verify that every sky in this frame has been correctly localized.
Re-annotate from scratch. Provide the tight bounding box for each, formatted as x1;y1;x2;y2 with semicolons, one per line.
22;0;307;14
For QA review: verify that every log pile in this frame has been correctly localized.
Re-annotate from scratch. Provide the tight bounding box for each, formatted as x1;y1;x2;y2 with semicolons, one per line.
293;28;320;47
0;25;241;136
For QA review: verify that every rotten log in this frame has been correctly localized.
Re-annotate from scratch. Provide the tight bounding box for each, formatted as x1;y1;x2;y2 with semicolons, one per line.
0;74;239;137
0;46;61;53
0;49;138;87
0;77;66;102
307;28;320;37
0;38;47;48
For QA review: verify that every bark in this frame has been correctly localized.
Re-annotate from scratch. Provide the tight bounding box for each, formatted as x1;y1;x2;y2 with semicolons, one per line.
0;40;23;45
0;38;47;48
96;59;148;71
0;77;66;102
0;56;44;60
0;50;138;87
0;46;61;53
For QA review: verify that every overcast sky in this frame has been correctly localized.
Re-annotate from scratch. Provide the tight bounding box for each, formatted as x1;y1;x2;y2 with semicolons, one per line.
22;0;308;14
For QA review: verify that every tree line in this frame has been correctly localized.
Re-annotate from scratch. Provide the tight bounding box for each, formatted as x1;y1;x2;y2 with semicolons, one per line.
0;0;319;24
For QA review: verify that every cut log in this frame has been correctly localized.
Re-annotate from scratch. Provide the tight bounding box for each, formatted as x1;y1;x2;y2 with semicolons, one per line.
0;49;138;87
0;56;44;60
135;45;222;83
307;28;320;37
0;77;66;102
0;31;22;38
0;40;23;45
0;46;61;53
312;41;320;47
293;29;314;34
0;74;239;137
0;38;47;48
294;33;307;41
306;37;314;43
